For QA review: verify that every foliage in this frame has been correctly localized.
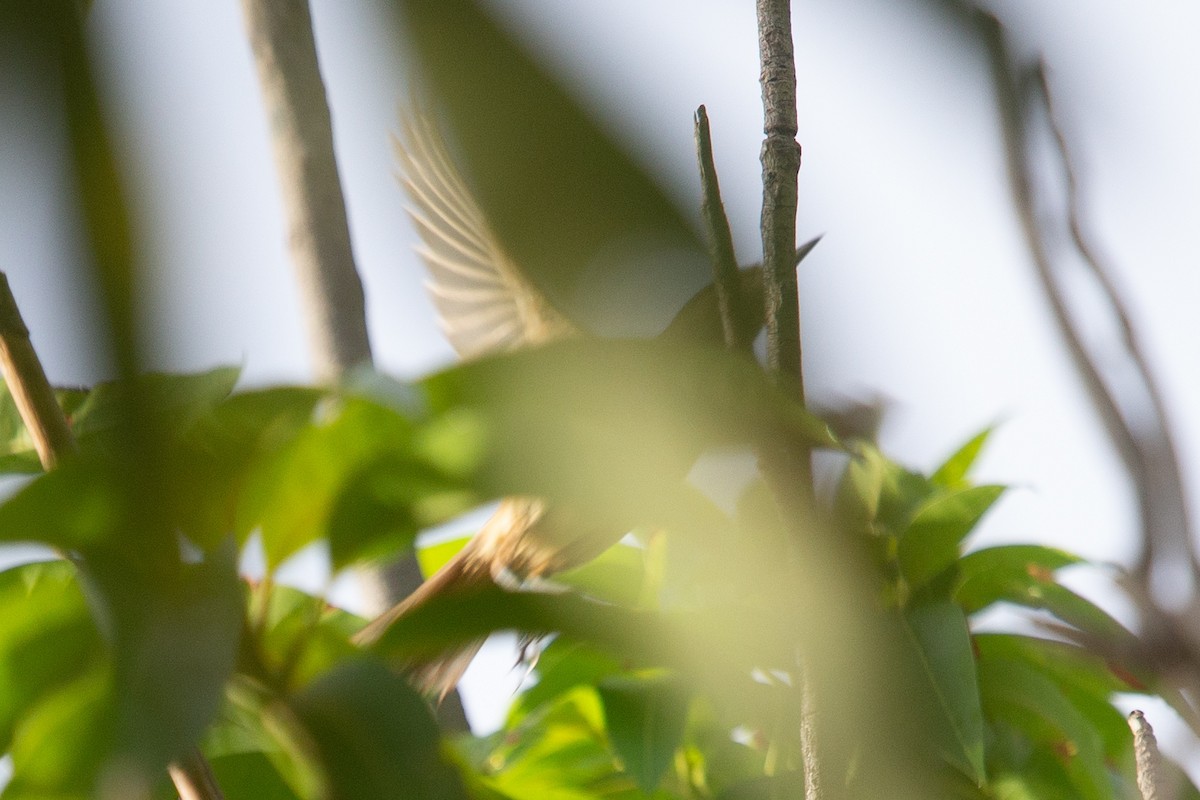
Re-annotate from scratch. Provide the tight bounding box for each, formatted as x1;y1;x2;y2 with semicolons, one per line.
0;352;1191;798
1;0;1194;798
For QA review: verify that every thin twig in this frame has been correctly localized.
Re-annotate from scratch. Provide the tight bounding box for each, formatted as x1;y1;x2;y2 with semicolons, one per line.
1037;68;1194;584
755;2;821;795
0;275;77;467
1128;710;1165;800
0;274;224;799
981;8;1200;733
694;105;750;353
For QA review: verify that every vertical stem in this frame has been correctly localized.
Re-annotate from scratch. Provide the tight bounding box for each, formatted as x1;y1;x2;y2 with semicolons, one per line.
756;3;819;797
757;0;804;394
240;0;373;381
756;0;811;498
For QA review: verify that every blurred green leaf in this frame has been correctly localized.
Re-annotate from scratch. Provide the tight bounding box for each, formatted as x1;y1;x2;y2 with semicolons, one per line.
974;635;1135;772
509;640;622;726
0;454;124;549
418;339;835;515
69;367;241;444
290;659;469;800
931;428;994;489
4;661;116;798
0;561;103;753
897;485;1005;590
901;602;986;785
395;0;709;335
235;397;422;568
557;541;646;606
89;539;244;777
598;671;691;792
955;545;1083;615
978;656;1110;800
206;752;303;800
246;583;361;691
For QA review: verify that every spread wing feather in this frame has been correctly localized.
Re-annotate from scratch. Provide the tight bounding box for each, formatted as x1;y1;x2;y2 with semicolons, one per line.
394;114;574;357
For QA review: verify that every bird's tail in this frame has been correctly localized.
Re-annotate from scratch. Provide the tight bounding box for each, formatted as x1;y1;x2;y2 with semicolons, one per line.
353;546;493;700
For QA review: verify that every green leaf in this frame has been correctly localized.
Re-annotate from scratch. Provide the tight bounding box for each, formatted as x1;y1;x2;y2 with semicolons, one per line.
956;549;1137;650
326;454;474;569
598;671;691;792
418;339;836;517
556;541;646;605
509;640;622;726
955;545;1083;616
290;659;470;800
235;397;421;568
0;454;125;549
5;661;117;797
978;656;1110;800
897;485;1005;590
246;583;361;691
901;603;986;785
0;561;103;753
206;752;304;800
91;540;244;776
396;0;709;335
69;367;241;443
415;534;472;578
974;635;1135;771
931;428;994;489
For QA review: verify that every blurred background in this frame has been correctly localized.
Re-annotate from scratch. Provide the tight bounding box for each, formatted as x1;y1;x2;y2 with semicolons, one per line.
0;0;1197;768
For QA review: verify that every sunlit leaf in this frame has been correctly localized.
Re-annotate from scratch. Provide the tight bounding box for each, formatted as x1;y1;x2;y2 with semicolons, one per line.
897;485;1005;590
0;561;103;753
931;427;994;489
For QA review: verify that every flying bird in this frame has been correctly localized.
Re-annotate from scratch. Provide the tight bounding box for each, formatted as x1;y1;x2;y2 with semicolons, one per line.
354;112;817;698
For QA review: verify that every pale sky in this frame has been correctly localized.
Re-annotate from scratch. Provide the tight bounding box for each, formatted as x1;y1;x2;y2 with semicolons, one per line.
1;0;1198;762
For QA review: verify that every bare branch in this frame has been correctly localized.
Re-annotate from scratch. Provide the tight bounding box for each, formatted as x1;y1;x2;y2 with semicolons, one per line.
756;0;804;391
0;274;77;467
240;0;373;381
1037;69;1193;585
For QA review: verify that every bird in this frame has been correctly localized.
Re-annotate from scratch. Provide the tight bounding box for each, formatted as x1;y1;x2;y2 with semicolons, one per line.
353;111;816;698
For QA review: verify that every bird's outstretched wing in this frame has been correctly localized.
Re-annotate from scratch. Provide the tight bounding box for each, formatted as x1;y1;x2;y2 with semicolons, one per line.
394;114;575;357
